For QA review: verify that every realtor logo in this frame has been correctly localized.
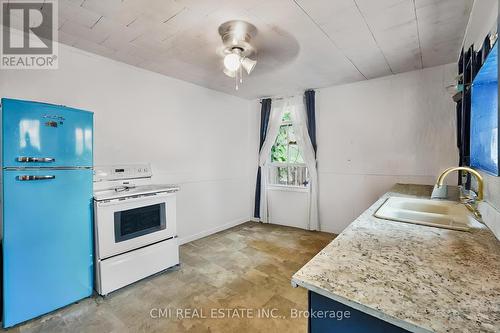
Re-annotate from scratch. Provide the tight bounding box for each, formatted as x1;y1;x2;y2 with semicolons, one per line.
1;0;58;69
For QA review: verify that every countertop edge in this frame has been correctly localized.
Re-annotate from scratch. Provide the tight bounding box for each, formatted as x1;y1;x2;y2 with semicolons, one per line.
291;277;433;333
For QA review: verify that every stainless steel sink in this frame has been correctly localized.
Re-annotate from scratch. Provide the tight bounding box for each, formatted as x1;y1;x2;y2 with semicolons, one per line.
374;197;473;231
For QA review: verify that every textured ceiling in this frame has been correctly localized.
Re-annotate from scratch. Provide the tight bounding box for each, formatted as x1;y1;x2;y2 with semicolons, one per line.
31;0;477;99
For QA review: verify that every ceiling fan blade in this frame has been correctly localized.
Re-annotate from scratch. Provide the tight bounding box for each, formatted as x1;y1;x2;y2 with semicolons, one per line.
250;25;299;72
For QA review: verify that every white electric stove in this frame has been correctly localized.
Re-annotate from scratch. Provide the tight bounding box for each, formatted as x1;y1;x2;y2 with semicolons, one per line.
93;164;179;295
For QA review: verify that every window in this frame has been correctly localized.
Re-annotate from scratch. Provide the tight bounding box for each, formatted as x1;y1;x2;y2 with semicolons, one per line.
268;112;309;187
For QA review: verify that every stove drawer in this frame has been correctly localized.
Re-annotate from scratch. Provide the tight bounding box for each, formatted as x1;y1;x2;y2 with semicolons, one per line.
95;237;179;295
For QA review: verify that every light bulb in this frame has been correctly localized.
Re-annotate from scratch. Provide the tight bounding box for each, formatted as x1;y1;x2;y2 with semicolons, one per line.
224;53;241;71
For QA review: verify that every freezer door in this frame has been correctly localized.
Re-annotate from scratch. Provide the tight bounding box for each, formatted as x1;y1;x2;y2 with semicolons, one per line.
1;98;93;168
2;169;94;327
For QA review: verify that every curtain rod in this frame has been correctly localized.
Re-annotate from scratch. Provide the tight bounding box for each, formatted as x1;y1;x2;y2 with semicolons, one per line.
259;89;318;102
258;94;296;101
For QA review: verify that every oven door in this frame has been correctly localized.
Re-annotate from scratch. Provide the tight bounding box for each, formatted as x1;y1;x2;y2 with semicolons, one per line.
94;192;176;259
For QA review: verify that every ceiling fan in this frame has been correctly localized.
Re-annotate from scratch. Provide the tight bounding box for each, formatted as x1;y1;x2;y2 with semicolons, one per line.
218;20;258;91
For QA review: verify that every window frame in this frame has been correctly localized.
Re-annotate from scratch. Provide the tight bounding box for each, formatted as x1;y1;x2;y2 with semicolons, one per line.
268;116;309;189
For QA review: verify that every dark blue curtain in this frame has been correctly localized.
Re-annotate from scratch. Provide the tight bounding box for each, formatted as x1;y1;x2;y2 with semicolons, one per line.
305;90;317;155
254;98;272;219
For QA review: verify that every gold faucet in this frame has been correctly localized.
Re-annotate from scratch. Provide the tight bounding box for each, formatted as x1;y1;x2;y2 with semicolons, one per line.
436;167;483;201
434;166;483;220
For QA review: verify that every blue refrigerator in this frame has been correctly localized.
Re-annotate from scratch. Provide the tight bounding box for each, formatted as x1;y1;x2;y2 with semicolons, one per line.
1;98;94;327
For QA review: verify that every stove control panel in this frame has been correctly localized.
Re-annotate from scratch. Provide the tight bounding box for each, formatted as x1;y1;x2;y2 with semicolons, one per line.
93;164;152;182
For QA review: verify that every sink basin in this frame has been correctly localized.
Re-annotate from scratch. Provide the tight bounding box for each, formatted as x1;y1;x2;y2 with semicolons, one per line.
374;197;473;231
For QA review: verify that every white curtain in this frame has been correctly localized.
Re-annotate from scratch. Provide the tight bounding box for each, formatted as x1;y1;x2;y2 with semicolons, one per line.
258;96;320;231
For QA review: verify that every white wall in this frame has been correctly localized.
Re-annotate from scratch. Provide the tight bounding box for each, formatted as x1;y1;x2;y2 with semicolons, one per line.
267;187;309;229
0;42;255;244
253;64;458;234
316;64;459;233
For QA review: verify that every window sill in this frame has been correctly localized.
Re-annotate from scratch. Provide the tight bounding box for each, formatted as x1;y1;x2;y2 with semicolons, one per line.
266;184;310;193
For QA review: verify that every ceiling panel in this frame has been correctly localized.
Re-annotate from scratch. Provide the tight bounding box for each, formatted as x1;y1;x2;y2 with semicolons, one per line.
112;49;147;66
353;0;410;13
59;0;102;29
354;0;422;73
247;0;365;81
58;31;79;47
291;0;356;27
59;19;107;45
415;0;472;67
99;23;143;51
54;0;473;99
308;0;392;79
73;38;116;58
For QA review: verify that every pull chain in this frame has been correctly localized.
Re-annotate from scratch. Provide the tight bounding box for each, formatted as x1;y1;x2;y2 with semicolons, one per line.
235;70;239;90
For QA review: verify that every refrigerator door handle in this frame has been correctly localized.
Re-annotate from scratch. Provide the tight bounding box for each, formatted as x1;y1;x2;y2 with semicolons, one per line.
17;157;56;163
17;175;56;181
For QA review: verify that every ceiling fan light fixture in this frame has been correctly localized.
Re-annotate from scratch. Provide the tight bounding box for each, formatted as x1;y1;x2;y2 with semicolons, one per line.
241;57;257;74
223;53;241;71
218;20;258;90
223;68;236;78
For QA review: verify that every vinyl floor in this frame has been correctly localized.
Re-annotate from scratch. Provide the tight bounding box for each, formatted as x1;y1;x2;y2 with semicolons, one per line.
7;222;335;333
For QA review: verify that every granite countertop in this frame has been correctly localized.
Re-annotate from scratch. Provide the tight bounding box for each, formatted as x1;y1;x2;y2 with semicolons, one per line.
292;184;500;333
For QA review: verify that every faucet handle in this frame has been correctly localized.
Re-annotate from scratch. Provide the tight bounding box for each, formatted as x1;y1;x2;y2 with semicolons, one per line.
460;186;478;202
431;184;448;199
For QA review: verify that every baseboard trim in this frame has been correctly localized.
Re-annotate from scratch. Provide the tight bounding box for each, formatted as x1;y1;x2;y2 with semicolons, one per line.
178;217;250;245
